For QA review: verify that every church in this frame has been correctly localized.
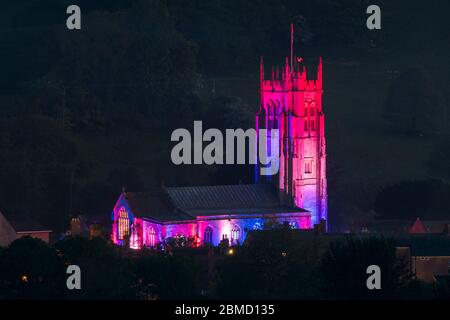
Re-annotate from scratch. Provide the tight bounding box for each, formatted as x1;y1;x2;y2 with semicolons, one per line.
111;29;328;248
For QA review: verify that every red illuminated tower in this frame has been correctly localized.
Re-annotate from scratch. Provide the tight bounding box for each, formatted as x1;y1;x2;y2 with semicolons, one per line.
256;25;328;227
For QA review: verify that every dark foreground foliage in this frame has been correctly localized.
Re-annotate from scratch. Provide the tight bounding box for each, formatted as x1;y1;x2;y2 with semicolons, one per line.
0;232;443;300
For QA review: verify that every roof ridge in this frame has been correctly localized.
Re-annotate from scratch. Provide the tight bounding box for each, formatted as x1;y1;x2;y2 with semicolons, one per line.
165;183;262;190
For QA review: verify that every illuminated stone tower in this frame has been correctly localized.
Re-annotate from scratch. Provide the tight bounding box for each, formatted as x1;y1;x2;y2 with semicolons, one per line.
256;27;328;227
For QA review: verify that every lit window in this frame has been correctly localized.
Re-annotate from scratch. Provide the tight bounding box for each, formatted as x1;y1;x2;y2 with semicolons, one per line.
310;101;316;113
130;224;140;249
231;225;240;244
204;226;213;245
20;275;28;283
118;207;129;240
289;222;298;229
148;226;156;247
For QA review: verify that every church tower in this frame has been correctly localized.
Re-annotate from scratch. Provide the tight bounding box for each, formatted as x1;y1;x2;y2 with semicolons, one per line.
255;25;328;227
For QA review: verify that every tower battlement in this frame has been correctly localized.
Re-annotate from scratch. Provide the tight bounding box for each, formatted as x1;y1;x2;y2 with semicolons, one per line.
260;57;323;93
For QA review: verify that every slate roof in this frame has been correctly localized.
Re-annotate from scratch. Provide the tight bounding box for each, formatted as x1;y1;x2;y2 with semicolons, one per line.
125;191;193;222
166;184;307;216
125;184;309;222
166;184;280;210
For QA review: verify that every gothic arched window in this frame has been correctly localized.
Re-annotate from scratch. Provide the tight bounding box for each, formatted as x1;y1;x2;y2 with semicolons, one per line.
231;225;241;244
204;226;213;245
118;207;129;240
148;226;156;247
310;101;316;116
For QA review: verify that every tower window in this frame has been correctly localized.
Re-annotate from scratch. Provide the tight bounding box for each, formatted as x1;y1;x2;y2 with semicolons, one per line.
310;108;315;116
118;207;129;240
304;120;309;131
310;120;315;131
305;161;312;174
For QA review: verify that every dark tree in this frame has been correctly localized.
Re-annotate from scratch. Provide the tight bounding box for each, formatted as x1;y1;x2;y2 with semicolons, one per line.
320;236;407;299
134;250;202;299
428;137;450;180
0;237;66;299
0;116;83;230
374;179;450;220
383;68;445;136
55;236;137;299
215;229;321;299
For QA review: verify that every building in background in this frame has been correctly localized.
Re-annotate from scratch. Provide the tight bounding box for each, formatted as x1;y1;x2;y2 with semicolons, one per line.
70;214;108;239
0;212;52;246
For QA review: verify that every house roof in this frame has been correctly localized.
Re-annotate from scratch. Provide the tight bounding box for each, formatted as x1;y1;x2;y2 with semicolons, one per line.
5;215;51;233
395;235;450;256
357;219;450;234
409;217;427;234
125;184;309;222
244;230;450;257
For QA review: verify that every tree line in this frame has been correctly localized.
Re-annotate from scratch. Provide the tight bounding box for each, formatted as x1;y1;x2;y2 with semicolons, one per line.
1;232;449;300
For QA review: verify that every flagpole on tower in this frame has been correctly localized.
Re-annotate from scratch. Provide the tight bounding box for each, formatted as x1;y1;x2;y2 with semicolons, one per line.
290;23;294;72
